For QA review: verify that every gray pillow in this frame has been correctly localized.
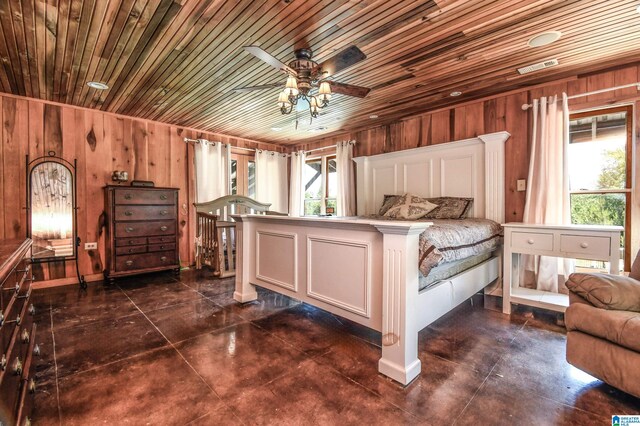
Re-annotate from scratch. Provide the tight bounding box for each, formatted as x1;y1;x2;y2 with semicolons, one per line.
378;194;401;216
423;197;474;219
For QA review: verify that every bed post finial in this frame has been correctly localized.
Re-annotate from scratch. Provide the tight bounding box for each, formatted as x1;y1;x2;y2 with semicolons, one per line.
478;132;510;223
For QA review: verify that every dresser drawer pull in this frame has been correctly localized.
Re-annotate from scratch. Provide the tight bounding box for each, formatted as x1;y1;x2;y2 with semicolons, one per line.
5;314;21;326
161;256;167;262
128;249;134;253
24;417;32;426
0;354;6;370
160;246;164;250
15;268;30;273
0;312;3;326
124;194;132;200
527;239;535;245
580;242;589;248
124;211;133;216
125;227;134;233
17;288;32;300
160;210;168;216
160;194;168;200
28;304;35;316
125;260;134;266
129;240;136;244
33;344;41;357
21;329;30;344
12;357;22;375
29;378;36;393
160;226;168;231
15;283;20;293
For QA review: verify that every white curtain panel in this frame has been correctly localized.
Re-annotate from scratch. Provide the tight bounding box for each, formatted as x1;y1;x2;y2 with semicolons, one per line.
194;140;231;203
255;150;289;213
521;93;573;293
336;141;356;216
289;150;306;217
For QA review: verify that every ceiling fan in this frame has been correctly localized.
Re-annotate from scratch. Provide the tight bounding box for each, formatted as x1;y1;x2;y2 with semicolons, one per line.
234;45;371;121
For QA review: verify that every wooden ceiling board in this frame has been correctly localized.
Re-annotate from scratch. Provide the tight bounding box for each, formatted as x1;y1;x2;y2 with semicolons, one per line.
1;0;639;144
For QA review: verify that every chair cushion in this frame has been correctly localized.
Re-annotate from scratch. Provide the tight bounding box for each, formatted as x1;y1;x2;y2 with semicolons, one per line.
630;250;640;281
565;303;640;353
383;194;438;220
566;273;640;312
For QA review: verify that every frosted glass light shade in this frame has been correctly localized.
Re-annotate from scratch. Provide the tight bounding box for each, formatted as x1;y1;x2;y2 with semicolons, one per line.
284;76;299;97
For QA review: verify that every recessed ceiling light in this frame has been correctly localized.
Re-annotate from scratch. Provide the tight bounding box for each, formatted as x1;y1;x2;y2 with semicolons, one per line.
369;114;378;119
527;31;562;48
87;81;109;90
450;91;462;97
271;127;282;131
307;127;328;132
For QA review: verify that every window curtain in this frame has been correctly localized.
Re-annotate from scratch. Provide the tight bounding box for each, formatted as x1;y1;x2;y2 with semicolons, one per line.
289;150;306;217
336;141;356;216
520;93;573;293
255;149;288;213
194;140;231;203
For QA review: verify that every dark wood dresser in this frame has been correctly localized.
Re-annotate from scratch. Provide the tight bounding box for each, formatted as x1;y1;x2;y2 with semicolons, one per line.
104;186;180;283
0;239;38;426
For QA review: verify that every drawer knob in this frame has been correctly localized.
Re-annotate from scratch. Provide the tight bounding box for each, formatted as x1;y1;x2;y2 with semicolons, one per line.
160;210;168;216
28;304;35;316
124;194;132;200
161;256;167;262
129;249;134;253
160;226;168;231
125;260;134;266
25;417;32;426
15;283;20;293
29;378;36;393
160;246;164;249
21;329;30;344
125;227;134;233
1;354;6;370
0;312;4;326
12;357;22;375
15;314;21;326
527;239;535;245
125;211;133;216
33;344;41;357
160;194;168;200
580;242;589;249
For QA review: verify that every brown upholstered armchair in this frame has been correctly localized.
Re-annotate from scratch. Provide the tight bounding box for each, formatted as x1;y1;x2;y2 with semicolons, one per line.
565;261;640;398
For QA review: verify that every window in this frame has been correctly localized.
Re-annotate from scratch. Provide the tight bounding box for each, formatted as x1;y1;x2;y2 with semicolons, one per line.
568;105;633;269
304;155;336;215
231;153;255;197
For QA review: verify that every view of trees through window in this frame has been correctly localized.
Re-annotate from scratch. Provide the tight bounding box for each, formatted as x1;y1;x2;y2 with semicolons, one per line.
568;106;631;268
303;155;336;215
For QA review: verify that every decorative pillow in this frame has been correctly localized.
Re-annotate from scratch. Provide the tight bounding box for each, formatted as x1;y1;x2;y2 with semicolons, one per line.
423;197;474;219
566;273;640;312
383;193;438;220
378;194;401;216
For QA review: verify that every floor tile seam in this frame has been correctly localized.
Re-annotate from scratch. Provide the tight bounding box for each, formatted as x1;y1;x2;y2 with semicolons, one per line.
131;293;224;316
169;319;251;346
48;309;143;332
452;354;502;425
48;307;63;426
246;320;313;357
424;352;488;376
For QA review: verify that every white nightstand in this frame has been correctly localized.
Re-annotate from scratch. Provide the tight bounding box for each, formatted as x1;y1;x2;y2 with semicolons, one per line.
502;223;623;314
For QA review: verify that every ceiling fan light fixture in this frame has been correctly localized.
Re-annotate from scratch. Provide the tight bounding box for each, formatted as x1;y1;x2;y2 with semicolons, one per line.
284;75;299;97
318;81;332;102
277;91;291;107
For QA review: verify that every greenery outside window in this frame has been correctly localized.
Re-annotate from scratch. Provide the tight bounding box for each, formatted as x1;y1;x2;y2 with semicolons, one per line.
568;105;633;270
304;155;336;215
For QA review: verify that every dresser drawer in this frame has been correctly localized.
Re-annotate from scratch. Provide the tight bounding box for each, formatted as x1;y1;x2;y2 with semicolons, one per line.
148;236;175;245
116;237;147;247
148;243;175;253
560;234;611;258
115;245;147;256
15;324;37;426
114;189;176;205
511;231;554;252
115;251;177;272
115;221;176;238
114;205;176;221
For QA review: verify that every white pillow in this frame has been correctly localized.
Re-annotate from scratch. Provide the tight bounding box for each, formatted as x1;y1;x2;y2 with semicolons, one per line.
383;193;438;220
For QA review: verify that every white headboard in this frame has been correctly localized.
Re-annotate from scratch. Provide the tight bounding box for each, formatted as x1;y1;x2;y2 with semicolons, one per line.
353;131;510;222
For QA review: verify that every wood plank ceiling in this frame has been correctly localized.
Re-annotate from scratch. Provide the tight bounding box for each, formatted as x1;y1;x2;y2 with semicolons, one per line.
0;0;639;144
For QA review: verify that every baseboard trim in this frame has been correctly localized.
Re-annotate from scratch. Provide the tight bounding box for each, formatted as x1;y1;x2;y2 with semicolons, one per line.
32;273;104;290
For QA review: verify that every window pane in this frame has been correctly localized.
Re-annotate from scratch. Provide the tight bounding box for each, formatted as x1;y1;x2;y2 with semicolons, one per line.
304;160;322;200
326;199;336;215
231;160;237;195
248;161;255;198
568;112;627;190
304;199;321;215
327;157;337;198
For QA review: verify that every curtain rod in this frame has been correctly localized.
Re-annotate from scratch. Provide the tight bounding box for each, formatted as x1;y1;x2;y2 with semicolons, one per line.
183;137;259;153
300;140;356;155
521;82;640;110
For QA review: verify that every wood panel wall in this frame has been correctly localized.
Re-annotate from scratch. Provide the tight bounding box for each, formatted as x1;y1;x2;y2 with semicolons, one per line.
294;64;640;225
0;93;282;284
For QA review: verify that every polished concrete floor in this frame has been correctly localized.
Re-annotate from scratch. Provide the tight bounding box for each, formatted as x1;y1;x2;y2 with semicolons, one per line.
31;269;640;425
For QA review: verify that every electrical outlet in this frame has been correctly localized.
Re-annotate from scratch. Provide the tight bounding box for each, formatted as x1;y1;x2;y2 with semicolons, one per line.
84;242;98;250
517;179;526;192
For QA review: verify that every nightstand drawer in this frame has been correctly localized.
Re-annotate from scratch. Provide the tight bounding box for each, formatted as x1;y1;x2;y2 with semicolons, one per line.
511;232;553;252
560;234;610;257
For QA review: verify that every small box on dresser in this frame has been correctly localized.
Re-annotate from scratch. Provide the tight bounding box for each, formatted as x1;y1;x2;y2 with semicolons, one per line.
0;238;38;426
104;186;180;283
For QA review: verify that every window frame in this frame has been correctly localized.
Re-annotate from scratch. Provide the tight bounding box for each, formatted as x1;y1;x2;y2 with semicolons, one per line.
230;150;256;197
304;154;336;216
568;104;633;269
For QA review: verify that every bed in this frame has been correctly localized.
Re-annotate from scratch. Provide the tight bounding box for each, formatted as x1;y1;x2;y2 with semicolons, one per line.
232;131;510;385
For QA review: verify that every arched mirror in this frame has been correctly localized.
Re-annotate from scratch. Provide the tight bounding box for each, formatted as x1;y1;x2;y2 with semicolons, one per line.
26;151;85;287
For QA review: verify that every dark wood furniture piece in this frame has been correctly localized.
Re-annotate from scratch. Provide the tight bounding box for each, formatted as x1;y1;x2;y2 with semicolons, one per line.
104;186;180;283
0;238;38;426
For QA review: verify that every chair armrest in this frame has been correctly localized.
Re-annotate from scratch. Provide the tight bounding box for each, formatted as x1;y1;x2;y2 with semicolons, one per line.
566;272;640;312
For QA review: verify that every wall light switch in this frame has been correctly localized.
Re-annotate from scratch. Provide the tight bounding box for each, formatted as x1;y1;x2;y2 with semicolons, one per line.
84;242;98;250
517;179;526;192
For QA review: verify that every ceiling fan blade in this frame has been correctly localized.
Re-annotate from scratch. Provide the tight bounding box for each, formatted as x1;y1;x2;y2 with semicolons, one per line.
243;46;297;76
232;83;283;93
328;81;370;98
317;45;366;77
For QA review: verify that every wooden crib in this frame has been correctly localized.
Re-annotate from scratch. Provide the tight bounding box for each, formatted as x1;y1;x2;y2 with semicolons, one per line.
194;195;275;277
